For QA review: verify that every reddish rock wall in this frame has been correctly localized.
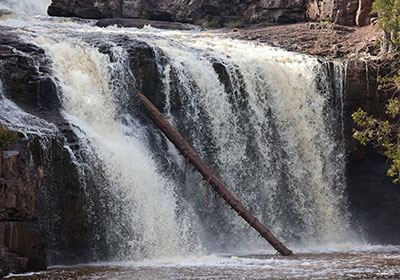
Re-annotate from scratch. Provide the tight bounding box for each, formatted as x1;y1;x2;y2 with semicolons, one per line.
0;138;46;277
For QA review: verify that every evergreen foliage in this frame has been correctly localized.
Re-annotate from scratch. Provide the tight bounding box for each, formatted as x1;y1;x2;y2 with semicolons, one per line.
0;125;18;148
372;0;400;46
353;0;400;183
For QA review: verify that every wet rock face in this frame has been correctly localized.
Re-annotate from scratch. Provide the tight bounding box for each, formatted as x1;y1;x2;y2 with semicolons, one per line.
0;28;60;122
343;59;400;244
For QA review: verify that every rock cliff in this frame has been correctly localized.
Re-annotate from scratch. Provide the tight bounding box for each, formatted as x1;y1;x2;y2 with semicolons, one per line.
0;136;45;277
48;0;373;26
48;0;307;25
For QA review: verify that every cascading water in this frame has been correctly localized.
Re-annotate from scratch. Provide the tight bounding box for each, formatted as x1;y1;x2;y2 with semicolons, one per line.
0;0;50;15
1;2;353;263
148;34;349;250
0;80;57;137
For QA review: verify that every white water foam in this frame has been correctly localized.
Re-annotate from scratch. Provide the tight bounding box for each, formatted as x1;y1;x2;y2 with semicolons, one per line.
0;0;51;16
147;31;351;249
35;38;196;259
0;80;57;137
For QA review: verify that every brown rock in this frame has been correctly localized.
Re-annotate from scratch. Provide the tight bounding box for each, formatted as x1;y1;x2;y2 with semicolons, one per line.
0;137;46;276
307;0;358;25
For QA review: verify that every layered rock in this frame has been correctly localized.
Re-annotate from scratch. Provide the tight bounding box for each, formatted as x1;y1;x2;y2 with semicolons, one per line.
48;0;375;26
307;0;359;25
0;137;45;277
48;0;308;25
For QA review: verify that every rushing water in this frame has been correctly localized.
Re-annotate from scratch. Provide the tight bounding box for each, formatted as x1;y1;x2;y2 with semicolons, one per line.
1;1;399;279
5;247;400;279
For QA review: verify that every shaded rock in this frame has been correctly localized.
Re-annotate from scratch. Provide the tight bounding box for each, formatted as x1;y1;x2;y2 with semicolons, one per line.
48;0;122;19
0;27;60;122
0;9;12;17
343;59;400;244
0;136;46;276
49;0;308;26
347;150;400;244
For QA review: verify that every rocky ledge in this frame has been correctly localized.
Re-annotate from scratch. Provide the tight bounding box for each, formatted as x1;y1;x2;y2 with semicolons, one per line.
236;21;381;58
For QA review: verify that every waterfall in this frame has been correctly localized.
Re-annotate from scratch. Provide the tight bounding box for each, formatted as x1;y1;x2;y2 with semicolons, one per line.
35;39;196;259
2;12;352;261
0;0;51;15
145;31;349;250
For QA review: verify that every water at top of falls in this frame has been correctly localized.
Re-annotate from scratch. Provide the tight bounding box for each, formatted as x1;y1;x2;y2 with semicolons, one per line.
0;13;362;263
0;0;51;16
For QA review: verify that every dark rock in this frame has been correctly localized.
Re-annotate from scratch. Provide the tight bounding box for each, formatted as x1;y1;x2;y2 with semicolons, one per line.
0;136;46;276
0;9;12;17
347;150;400;244
47;0;374;27
343;59;400;244
0;27;61;122
48;0;122;19
49;0;308;26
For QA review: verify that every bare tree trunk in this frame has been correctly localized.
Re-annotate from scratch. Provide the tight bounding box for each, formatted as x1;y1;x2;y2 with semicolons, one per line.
137;90;293;256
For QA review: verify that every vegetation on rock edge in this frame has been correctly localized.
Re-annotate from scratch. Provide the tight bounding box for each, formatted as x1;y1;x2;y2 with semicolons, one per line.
352;0;400;183
0;125;18;148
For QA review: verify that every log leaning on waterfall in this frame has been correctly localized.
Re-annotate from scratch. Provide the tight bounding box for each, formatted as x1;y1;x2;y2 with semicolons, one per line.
137;90;293;256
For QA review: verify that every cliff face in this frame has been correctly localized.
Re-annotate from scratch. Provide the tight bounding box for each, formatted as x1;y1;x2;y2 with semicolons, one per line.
344;60;400;244
48;0;304;25
47;0;373;26
0;138;45;277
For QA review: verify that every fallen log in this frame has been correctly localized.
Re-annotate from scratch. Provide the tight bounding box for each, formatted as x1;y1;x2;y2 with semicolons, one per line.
137;90;293;256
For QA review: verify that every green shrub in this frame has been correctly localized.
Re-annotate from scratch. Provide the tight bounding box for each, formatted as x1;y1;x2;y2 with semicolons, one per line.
0;125;18;148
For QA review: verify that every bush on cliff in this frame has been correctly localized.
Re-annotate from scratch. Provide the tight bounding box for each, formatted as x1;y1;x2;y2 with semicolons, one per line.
372;0;400;52
352;0;400;183
0;125;18;148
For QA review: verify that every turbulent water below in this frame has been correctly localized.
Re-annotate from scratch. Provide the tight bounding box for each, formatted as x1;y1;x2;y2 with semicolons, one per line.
6;247;400;279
